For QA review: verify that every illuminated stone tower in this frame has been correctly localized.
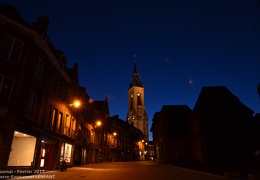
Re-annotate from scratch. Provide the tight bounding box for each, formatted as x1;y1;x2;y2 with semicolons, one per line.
126;55;148;142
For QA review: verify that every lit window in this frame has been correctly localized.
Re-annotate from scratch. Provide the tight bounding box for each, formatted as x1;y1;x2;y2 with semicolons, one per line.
50;108;58;130
57;112;63;133
137;94;142;106
71;117;76;138
64;113;71;136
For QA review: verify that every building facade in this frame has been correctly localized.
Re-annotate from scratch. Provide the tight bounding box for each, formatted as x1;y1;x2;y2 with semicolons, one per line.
151;105;192;164
0;5;145;174
126;57;148;143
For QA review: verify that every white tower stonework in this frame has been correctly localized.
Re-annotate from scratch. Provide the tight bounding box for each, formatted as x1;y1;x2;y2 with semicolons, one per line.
126;56;148;142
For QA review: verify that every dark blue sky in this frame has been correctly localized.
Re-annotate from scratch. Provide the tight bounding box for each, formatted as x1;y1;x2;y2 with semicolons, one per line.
3;0;260;140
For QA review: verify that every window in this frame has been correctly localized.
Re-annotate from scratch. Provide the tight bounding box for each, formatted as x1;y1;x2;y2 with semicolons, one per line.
44;103;63;132
137;93;142;106
50;108;58;130
0;34;24;63
56;82;60;97
49;76;55;92
26;90;38;119
57;112;63;133
130;94;133;110
64;113;71;136
0;76;14;106
71;117;76;138
44;103;52;127
78;124;82;140
34;57;44;80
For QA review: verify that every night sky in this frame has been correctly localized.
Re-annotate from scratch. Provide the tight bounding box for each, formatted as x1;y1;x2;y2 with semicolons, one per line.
2;0;260;140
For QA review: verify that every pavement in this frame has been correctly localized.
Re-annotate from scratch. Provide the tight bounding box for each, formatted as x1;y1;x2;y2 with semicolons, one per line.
5;161;255;180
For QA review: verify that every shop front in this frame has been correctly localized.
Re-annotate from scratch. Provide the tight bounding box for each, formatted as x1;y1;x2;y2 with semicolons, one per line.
7;131;37;167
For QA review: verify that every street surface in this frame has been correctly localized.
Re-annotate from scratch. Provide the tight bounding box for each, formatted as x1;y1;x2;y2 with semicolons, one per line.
9;161;249;180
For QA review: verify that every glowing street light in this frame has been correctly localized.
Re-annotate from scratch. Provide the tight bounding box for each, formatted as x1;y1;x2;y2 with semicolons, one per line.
73;100;81;107
96;120;102;127
113;132;117;136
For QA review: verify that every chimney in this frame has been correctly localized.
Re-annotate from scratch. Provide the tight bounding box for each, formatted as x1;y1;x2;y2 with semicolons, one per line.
32;16;49;33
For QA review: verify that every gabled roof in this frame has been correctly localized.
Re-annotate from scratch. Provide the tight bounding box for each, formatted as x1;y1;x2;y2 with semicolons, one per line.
0;4;28;26
92;97;110;118
193;86;253;114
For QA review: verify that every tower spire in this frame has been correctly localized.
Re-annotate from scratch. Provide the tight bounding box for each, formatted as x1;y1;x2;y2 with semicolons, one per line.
130;54;143;88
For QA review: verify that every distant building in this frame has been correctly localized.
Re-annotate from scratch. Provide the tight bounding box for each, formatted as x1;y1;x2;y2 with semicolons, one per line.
126;56;148;143
150;105;192;164
106;115;144;162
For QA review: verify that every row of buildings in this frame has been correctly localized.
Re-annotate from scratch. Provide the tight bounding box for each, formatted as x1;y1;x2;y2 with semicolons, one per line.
0;4;150;173
151;86;260;175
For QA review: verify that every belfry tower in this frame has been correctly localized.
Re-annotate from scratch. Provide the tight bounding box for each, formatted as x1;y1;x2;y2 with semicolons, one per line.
126;55;148;142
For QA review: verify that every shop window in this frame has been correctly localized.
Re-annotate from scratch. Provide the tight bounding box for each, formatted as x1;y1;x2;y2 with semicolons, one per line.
0;34;24;63
82;149;87;164
7;131;36;166
60;143;72;163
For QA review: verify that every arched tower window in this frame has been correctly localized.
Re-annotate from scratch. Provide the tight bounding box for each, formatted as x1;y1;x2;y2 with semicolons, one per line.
137;93;142;106
130;94;133;110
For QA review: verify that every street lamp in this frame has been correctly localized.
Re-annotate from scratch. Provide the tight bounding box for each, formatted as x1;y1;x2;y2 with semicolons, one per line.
113;132;117;136
95;120;102;127
73;100;81;107
68;100;81;108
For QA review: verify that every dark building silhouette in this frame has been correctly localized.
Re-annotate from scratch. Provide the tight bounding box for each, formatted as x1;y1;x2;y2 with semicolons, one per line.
151;86;257;175
190;86;253;173
151;105;192;164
